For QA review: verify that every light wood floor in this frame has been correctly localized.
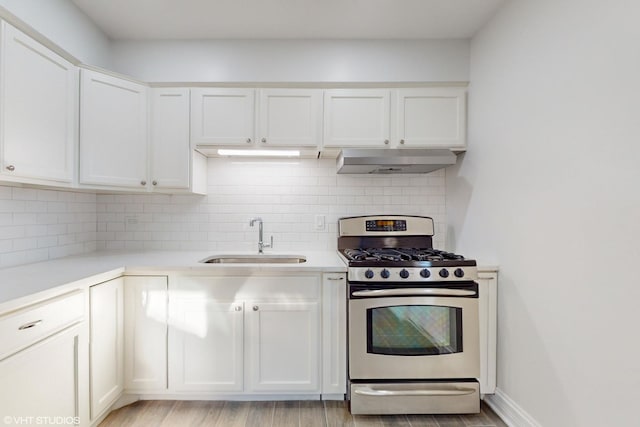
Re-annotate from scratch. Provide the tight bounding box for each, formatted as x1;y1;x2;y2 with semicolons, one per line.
100;400;508;427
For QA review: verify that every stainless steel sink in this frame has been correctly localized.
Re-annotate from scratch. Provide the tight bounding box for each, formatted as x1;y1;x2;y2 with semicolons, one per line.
200;254;307;264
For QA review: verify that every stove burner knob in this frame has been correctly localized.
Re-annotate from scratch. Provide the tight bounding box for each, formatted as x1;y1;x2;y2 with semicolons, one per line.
399;269;410;279
365;269;374;279
439;268;450;278
380;269;390;279
454;268;465;278
420;269;431;278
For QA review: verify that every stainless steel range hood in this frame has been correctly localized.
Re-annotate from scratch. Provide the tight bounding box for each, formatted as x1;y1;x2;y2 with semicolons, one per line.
337;148;457;174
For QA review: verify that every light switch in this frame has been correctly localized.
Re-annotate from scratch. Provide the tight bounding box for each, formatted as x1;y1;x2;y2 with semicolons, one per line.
315;215;326;231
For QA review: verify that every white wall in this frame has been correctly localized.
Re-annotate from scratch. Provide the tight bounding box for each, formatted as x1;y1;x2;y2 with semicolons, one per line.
0;0;112;67
96;158;447;251
110;39;469;83
0;186;96;269
447;0;640;426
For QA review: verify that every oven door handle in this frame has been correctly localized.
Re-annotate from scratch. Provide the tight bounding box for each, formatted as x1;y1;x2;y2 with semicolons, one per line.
351;288;476;297
354;387;477;397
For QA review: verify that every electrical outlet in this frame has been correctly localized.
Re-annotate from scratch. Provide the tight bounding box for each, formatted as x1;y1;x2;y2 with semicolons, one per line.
125;215;138;225
314;215;326;231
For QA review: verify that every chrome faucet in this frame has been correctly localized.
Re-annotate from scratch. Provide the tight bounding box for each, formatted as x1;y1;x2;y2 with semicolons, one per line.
249;217;273;254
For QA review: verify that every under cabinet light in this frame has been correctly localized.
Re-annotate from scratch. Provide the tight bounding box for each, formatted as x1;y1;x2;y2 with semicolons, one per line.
217;149;301;157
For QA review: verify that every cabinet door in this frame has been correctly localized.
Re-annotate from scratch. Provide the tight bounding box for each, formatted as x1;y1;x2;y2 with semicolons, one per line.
79;69;148;188
246;301;320;392
477;270;498;394
191;88;255;146
321;273;347;396
169;298;244;392
323;89;390;148
0;21;76;183
89;278;124;420
149;88;190;190
258;89;321;147
0;325;82;424
396;88;466;149
124;276;167;391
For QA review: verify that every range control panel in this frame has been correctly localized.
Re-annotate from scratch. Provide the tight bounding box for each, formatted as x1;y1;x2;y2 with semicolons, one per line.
348;266;478;282
365;219;407;232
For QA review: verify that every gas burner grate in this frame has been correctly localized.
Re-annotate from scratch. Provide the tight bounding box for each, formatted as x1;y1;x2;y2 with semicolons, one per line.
400;248;466;262
343;248;466;262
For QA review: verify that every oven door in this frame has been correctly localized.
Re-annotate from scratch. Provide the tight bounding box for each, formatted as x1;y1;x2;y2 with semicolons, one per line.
349;286;479;380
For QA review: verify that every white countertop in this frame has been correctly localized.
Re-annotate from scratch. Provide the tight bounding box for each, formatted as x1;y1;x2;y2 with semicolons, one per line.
0;250;347;309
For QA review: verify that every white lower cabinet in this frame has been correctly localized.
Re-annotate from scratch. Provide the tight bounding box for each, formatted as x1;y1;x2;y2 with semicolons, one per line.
168;275;321;395
478;268;498;395
0;325;83;424
0;290;86;426
123;276;168;392
321;273;347;396
246;300;319;392
89;278;124;421
169;299;244;392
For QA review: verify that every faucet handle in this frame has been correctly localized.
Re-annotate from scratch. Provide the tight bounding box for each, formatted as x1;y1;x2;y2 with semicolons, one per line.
264;235;274;249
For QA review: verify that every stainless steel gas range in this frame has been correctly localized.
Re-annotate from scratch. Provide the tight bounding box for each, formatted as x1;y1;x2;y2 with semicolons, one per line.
338;215;480;415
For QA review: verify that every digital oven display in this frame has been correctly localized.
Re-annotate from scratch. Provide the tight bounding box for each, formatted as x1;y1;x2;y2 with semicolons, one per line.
365;219;407;232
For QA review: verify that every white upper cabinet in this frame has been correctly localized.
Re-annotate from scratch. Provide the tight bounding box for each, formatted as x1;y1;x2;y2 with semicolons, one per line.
396;87;466;149
150;88;190;189
324;87;467;150
149;87;206;194
323;89;391;148
79;68;148;189
0;21;77;184
191;88;255;146
258;89;321;147
192;88;322;150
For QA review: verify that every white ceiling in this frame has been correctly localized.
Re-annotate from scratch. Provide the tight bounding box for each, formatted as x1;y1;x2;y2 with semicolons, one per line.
71;0;506;40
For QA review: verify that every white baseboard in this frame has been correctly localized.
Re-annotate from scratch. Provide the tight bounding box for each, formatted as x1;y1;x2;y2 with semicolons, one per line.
484;388;542;427
131;393;322;401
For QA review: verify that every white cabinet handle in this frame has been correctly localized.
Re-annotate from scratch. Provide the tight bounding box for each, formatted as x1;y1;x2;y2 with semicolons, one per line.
140;180;147;186
384;139;389;145
152;180;158;186
261;138;267;143
253;305;259;311
327;277;344;281
18;319;43;330
234;306;242;311
6;165;15;171
400;139;405;144
246;138;252;143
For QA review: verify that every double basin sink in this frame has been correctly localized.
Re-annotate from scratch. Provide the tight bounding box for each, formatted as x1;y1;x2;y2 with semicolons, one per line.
200;254;307;264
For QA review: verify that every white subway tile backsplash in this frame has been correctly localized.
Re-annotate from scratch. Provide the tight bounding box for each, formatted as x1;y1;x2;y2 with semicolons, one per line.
95;158;448;251
0;186;97;269
0;158;448;268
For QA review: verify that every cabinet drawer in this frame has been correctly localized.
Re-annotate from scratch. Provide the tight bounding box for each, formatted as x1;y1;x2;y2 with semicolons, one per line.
0;290;84;360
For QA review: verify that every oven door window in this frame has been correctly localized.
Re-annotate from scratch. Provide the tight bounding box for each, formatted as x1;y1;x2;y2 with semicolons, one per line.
367;305;463;356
